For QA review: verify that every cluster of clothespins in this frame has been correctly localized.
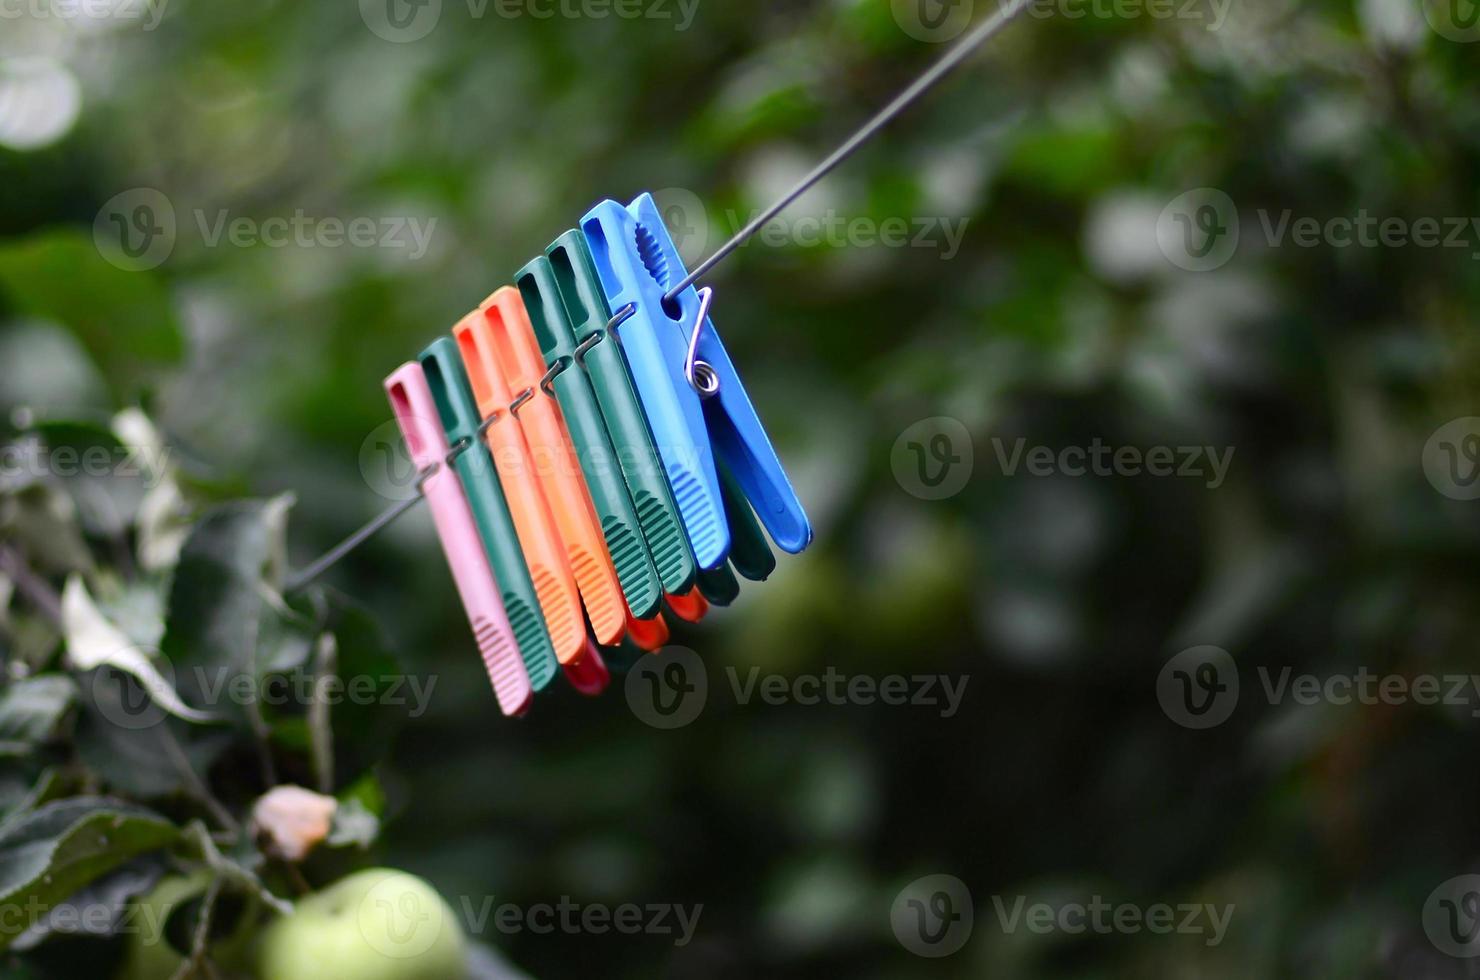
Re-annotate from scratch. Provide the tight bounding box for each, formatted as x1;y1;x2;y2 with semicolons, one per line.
384;193;813;716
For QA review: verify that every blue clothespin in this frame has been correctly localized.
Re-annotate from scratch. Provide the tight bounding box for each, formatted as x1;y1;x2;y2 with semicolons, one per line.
580;193;813;564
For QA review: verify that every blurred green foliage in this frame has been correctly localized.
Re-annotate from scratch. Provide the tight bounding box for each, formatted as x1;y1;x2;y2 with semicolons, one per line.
3;0;1480;976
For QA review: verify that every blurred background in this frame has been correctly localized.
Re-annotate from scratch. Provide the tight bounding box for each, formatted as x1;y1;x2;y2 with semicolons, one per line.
3;0;1480;975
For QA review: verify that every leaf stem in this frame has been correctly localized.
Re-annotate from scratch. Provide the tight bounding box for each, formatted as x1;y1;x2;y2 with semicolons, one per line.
0;543;63;629
156;725;240;836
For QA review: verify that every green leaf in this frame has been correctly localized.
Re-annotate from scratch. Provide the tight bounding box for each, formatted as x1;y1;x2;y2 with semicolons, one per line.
0;797;178;950
0;769;61;826
0;483;93;576
162;495;295;723
74;690;231;800
61;576;211;725
311;602;405;789
0;676;76;749
0;232;182;398
29;422;141;537
10;854;167;951
325;797;378;850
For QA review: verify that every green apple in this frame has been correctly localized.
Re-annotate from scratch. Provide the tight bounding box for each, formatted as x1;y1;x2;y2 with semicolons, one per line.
258;868;467;980
124;872;210;980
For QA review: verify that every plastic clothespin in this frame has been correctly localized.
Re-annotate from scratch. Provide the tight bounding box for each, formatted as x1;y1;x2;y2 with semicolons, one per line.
625;608;669;652
564;636;611;696
720;464;777;582
383;363;533;717
581;193;813;565
579;199;731;570
471;288;628;648
696;564;740;608
544;230;698;596
665;587;709;624
516;256;663;621
454;311;588;668
419;339;559;693
551;228;772;595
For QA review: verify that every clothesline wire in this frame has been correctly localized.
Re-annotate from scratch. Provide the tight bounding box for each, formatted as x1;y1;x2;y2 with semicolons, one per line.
664;0;1031;302
283;0;1031;594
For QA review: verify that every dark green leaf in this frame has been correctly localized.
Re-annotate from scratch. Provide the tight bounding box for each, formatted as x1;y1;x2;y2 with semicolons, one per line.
161;496;294;725
0;232;181;399
0;676;76;749
10;854;167;951
0;797;178;949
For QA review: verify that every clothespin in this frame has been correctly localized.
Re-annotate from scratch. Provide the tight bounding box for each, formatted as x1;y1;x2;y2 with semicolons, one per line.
418;339;560;693
666;588;709;624
466;288;628;648
543;230;698;597
454;311;588;667
580;193;813;569
624;608;669;652
696;564;740;607
720;465;777;582
564;636;612;696
383;363;533;717
515;255;664;621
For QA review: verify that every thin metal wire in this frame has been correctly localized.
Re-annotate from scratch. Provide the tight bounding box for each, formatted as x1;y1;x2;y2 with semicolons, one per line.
285;6;1028;592
662;0;1033;303
283;465;438;594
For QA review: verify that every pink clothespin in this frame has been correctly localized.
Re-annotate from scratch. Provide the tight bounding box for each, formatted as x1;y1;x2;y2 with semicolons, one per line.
385;363;533;717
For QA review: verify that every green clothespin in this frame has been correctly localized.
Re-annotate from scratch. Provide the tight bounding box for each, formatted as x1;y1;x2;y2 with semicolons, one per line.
419;338;559;692
544;230;698;595
517;256;664;620
693;469;775;604
720;463;776;582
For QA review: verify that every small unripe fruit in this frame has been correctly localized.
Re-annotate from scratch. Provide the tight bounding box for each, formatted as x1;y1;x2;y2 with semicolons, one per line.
258;869;466;980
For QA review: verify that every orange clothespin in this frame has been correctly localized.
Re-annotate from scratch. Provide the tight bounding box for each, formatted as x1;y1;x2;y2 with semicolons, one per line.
455;312;587;667
472;288;628;647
